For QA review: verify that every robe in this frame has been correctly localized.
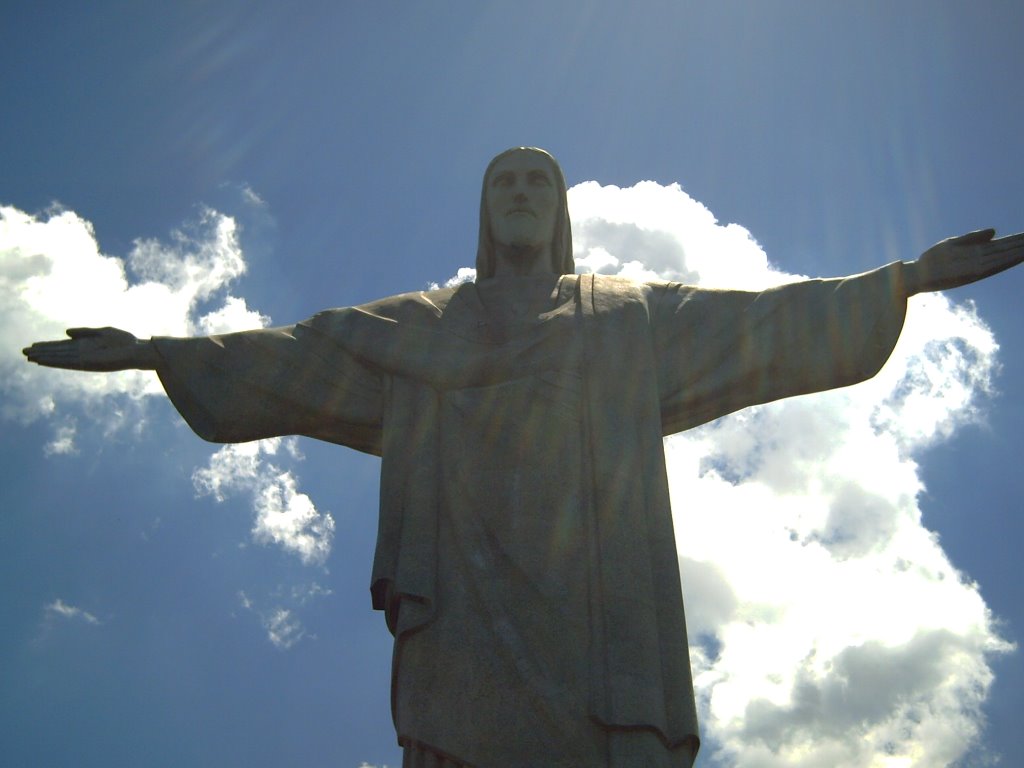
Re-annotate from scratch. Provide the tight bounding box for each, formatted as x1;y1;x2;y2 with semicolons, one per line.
153;266;908;767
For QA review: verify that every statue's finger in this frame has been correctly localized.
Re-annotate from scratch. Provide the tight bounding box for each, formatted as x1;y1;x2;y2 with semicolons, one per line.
26;340;71;352
977;236;1024;262
950;229;996;245
66;327;101;339
981;248;1024;272
988;232;1024;249
24;339;81;358
27;345;70;359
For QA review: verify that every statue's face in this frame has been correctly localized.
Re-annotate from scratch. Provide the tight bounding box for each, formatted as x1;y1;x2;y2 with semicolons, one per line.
485;151;558;251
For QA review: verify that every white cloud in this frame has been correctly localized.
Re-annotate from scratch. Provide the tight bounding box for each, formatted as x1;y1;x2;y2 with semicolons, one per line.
237;583;331;650
291;582;332;605
3;202;325;563
569;180;786;289
238;592;305;649
1;204;267;424
193;437;335;566
428;266;476;290
262;608;305;650
43;421;77;456
44;598;100;625
566;180;1011;767
239;184;267;208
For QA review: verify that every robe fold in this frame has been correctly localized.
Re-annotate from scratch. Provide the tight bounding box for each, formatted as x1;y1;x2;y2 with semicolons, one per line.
153;265;907;767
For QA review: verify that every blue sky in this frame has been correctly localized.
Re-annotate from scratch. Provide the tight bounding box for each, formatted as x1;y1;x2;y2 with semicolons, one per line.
2;3;1022;766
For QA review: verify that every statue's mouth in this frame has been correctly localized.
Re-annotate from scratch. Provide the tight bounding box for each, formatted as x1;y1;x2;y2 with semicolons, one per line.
507;208;536;218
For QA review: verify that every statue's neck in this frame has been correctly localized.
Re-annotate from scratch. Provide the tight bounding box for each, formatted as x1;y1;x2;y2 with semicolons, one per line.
490;243;553;278
475;273;561;330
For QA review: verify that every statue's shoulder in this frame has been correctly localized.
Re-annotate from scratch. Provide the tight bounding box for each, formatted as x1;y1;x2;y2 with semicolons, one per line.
360;285;462;319
588;273;656;305
303;285;462;332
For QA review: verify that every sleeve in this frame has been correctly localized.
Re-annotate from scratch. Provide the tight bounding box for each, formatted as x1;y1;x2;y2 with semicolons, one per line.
652;262;908;436
153;321;384;455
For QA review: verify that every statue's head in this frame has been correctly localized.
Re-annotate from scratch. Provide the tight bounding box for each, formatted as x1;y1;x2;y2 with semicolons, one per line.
476;147;574;279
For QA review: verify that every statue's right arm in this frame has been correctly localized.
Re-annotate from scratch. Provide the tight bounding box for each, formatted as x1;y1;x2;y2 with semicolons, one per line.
22;327;161;372
901;229;1024;295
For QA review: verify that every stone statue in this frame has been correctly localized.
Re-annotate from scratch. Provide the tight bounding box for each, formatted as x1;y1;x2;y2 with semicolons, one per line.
23;148;1024;768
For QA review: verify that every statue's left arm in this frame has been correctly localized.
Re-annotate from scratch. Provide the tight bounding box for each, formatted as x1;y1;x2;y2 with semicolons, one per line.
650;262;908;435
651;229;1022;436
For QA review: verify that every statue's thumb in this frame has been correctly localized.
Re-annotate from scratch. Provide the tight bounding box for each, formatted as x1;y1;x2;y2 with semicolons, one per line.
953;229;996;245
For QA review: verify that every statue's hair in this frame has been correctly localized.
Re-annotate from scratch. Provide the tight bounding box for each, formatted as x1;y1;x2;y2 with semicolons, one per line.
475;147;575;280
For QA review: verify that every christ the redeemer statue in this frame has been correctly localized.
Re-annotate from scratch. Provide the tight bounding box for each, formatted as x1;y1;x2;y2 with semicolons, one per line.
24;148;1024;768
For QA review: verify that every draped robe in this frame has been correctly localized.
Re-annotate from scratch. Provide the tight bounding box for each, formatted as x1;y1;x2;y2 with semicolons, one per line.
153;266;908;767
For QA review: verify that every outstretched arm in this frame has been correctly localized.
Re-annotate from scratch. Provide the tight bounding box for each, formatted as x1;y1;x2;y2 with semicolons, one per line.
903;229;1024;296
24;322;384;452
22;327;161;371
652;262;909;435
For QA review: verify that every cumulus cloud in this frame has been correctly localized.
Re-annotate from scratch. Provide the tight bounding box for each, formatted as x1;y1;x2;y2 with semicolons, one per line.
565;180;1011;767
44;598;100;625
3;203;330;567
0;203;268;424
570;180;785;289
428;266;476;290
193;437;335;566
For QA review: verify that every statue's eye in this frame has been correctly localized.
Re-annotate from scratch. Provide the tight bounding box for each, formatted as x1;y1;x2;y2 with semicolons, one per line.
491;172;514;188
528;171;551;187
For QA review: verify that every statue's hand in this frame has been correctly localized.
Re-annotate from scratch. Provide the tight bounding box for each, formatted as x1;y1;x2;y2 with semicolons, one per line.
22;327;159;371
904;229;1024;295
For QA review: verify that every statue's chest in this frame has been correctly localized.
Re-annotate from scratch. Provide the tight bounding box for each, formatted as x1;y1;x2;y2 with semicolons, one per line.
439;364;584;551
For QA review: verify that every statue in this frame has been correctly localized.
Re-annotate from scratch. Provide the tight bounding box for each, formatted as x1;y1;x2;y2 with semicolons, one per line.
23;148;1024;767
